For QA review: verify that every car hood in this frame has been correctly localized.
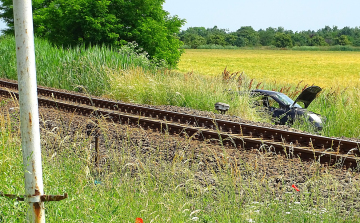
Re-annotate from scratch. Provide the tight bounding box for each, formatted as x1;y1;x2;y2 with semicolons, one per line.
292;86;322;108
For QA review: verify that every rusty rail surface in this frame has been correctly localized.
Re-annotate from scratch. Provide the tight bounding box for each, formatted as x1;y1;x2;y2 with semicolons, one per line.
0;78;359;169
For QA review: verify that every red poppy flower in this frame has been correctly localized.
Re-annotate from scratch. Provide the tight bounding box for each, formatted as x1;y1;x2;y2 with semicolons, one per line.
292;184;300;191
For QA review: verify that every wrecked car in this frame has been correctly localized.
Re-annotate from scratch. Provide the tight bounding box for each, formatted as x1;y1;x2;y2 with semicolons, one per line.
251;86;324;130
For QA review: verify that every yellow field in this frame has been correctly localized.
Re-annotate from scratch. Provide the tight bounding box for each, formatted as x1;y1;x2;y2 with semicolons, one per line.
177;49;360;89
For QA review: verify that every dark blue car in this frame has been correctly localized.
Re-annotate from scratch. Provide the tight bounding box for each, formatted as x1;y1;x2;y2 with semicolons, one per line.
251;86;324;130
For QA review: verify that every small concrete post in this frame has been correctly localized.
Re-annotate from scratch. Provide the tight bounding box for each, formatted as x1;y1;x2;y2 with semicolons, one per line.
13;0;45;222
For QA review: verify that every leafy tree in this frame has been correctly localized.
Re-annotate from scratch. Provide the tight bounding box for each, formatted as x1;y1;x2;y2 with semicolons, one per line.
206;26;227;35
334;35;351;45
309;35;328;46
0;0;185;67
206;34;226;46
183;33;206;49
234;37;247;47
205;26;227;45
273;32;293;48
291;32;310;46
258;27;276;46
235;26;260;46
179;27;207;40
353;38;360;47
339;26;353;37
276;26;285;33
318;25;335;43
225;33;237;46
354;27;360;39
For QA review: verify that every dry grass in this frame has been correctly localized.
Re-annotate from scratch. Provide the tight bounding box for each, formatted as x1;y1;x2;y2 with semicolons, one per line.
178;49;360;89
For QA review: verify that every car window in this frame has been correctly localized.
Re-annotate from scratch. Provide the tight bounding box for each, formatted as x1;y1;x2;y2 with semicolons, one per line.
260;97;269;107
268;97;280;108
276;93;302;108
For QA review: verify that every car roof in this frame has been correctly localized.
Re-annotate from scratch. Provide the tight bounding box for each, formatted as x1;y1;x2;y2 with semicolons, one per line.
251;86;322;108
251;89;279;96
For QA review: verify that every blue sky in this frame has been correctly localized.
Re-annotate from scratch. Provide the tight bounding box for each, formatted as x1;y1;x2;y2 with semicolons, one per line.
163;0;360;32
1;0;359;32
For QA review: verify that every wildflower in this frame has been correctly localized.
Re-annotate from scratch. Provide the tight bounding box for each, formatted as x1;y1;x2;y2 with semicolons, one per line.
135;218;143;223
292;184;300;191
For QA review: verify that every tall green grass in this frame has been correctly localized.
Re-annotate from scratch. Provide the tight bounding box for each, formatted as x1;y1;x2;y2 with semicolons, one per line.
1;35;359;138
0;35;153;96
313;87;360;138
105;68;258;121
1;102;359;222
106;67;360;139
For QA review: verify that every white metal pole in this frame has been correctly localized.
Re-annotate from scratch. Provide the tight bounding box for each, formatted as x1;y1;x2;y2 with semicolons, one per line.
13;0;45;222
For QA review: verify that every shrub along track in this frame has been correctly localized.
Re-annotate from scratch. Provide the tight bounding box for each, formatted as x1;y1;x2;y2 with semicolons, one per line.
0;78;359;169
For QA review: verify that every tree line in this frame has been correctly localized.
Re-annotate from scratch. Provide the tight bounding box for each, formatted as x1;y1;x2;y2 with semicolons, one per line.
179;26;360;48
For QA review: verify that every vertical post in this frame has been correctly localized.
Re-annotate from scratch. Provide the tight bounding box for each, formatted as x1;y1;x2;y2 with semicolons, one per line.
13;0;45;222
94;120;100;168
95;133;99;167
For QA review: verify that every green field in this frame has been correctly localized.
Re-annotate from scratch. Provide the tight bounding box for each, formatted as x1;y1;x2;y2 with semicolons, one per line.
177;49;360;89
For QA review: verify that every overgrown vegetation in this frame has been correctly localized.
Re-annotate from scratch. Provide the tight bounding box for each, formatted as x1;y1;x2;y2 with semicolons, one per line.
105;68;256;121
1;100;360;222
106;66;360;138
0;36;360;139
1;23;360;222
0;35;154;96
0;0;185;67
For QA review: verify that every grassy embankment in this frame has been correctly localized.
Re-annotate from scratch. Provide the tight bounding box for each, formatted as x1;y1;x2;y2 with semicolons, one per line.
1;98;360;222
0;35;257;121
1;35;360;221
1;36;360;138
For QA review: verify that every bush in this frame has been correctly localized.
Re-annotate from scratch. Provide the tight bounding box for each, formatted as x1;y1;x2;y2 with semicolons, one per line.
180;45;192;49
197;44;239;49
292;45;360;51
334;35;351;46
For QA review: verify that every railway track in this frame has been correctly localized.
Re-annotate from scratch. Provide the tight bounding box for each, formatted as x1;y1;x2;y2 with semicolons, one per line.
0;78;359;169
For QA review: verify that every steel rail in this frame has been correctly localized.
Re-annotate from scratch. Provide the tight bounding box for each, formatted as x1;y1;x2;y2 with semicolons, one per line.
0;79;359;168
